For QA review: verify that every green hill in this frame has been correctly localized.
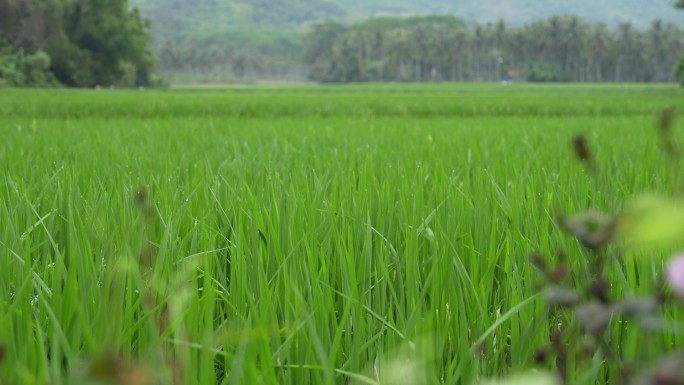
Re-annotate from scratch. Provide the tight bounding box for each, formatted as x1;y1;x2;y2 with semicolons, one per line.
131;0;345;44
133;0;681;43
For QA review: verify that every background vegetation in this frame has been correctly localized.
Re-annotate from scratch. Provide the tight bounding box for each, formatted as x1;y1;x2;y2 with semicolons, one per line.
131;0;684;83
302;16;684;83
2;0;684;85
0;0;154;87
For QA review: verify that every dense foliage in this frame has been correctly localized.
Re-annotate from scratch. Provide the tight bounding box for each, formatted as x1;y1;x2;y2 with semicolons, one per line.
303;15;684;83
0;0;154;87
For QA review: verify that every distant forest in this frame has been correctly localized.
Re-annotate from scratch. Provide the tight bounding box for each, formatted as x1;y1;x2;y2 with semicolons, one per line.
301;15;684;83
156;15;684;84
138;0;684;84
2;0;684;86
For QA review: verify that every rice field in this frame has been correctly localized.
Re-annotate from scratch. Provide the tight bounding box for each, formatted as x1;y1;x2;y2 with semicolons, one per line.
1;83;684;385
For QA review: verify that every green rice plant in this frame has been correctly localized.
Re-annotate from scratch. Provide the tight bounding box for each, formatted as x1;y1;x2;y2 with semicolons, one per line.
0;84;682;385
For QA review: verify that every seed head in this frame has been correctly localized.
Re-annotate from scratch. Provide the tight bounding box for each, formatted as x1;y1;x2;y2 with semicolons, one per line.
659;107;675;135
548;264;569;283
134;187;148;206
572;135;591;162
533;347;549;364
658;107;678;158
550;329;564;348
530;252;547;273
590;278;610;303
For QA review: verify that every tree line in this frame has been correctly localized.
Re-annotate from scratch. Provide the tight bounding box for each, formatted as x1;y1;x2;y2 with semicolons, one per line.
0;0;155;87
302;15;684;83
3;1;684;86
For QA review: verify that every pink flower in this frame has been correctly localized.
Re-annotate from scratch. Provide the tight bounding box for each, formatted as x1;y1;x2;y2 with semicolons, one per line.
666;254;684;297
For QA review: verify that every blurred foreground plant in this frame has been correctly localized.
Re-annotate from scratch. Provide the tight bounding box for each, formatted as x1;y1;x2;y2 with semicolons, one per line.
485;107;684;385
